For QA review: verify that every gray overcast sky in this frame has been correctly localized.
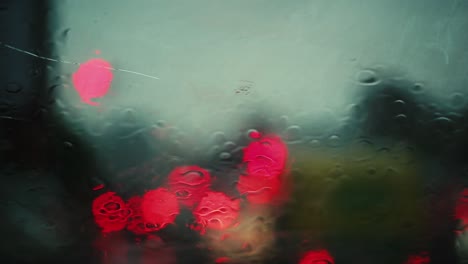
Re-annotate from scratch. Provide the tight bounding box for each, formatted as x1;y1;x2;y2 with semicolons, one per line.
51;0;468;132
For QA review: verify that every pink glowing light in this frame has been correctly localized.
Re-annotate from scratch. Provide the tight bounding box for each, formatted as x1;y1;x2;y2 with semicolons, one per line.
72;58;113;106
141;188;180;231
299;249;334;264
92;192;130;233
193;191;240;231
166;165;212;209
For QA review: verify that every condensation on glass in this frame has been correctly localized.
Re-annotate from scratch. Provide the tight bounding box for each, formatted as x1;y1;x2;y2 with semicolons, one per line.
1;0;468;263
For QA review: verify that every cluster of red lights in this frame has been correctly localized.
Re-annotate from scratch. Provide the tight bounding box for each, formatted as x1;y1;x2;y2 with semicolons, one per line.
295;250;430;264
298;249;334;264
90;124;431;263
92;131;289;236
76;56;436;264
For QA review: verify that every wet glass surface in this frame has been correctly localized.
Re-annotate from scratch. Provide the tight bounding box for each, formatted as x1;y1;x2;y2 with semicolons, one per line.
2;0;468;263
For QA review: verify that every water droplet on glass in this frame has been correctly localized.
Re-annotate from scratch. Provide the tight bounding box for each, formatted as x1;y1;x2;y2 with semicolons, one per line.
122;108;136;118
392;100;406;114
4;82;22;93
433;116;452;124
211;131;226;144
431;116;453;131
286;125;302;141
209;145;221;156
59;111;70;120
231;146;244;158
87;121;109;137
394;114;408;124
328;135;341;147
247;129;261;139
120;108;137;127
410;83;424;94
47;84;60;98
348;103;366;122
386;167;398;176
356;69;380;86
278;115;289;129
223;141;236;151
219;152;232;160
309;139;321;147
352;139;375;161
156;120;166;127
377;147;390;156
60;28;71;42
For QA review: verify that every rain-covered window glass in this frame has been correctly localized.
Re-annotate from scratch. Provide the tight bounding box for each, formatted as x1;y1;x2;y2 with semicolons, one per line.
1;0;468;263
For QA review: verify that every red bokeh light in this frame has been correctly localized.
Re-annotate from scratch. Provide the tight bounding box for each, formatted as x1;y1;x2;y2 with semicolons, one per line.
455;188;468;234
404;252;430;264
242;134;288;179
72;58;113;106
141;188;180;231
92;192;130;233
237;174;282;204
299;249;334;264
166;165;212;209
236;134;289;204
248;130;262;139
215;256;231;263
193;191;241;231
126;196;163;235
92;184;105;191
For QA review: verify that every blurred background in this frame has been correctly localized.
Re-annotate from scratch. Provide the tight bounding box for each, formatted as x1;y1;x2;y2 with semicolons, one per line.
1;0;468;263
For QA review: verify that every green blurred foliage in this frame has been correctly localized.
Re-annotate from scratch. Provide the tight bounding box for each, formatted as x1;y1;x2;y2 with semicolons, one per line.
284;139;430;247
